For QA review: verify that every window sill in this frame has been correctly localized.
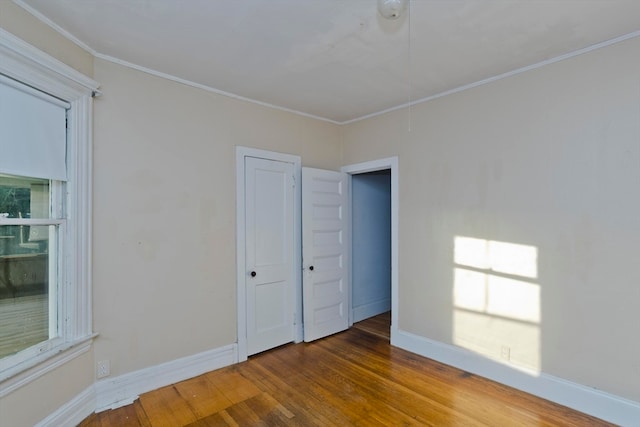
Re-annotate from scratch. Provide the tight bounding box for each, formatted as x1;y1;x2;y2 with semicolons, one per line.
0;333;98;398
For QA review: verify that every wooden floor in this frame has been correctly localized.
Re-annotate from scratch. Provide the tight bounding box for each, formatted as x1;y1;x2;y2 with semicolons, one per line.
352;311;390;341
0;294;48;358
80;312;612;426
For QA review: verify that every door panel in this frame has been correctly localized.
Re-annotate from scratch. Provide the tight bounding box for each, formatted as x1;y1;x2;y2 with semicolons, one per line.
245;157;295;355
302;167;349;342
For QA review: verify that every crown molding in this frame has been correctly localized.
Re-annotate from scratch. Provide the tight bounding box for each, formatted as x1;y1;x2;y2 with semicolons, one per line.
93;53;341;125
341;30;640;125
0;27;99;97
11;0;640;125
12;0;97;55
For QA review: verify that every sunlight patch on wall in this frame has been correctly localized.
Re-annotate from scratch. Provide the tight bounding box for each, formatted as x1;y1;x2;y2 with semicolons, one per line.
454;237;538;278
453;236;541;373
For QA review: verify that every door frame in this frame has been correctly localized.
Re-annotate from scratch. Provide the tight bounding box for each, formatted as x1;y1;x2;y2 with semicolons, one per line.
236;146;302;362
342;157;398;339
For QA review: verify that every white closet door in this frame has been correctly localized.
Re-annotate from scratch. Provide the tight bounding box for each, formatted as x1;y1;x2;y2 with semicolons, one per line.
245;157;295;355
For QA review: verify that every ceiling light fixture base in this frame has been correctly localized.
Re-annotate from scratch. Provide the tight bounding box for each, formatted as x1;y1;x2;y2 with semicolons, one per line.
377;0;408;20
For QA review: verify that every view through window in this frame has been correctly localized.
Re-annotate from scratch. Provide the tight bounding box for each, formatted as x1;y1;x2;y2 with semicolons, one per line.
0;174;59;358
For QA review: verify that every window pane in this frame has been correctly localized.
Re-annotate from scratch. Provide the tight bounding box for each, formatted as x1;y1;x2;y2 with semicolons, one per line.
0;225;55;358
0;174;50;219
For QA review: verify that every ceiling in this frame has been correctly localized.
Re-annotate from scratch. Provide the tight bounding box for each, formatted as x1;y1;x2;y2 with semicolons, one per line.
17;0;640;123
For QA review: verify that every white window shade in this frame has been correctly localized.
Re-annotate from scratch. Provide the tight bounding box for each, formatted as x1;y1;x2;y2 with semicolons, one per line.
0;75;70;181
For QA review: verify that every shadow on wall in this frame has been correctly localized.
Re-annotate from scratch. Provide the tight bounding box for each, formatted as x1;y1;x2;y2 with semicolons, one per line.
453;236;541;375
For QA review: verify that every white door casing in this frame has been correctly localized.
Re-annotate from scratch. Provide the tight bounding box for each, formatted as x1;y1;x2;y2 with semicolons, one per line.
245;156;295;355
302;167;350;342
236;149;396;359
342;157;399;341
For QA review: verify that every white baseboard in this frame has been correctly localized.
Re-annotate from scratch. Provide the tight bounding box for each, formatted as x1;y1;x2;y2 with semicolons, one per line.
95;343;237;412
391;329;640;427
353;298;391;323
35;385;95;427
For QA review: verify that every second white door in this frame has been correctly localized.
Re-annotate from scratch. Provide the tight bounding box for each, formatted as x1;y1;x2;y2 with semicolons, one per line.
302;167;349;342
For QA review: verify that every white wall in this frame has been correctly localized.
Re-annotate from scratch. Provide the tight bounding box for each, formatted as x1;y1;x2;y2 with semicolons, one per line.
352;171;391;322
92;58;342;378
343;36;640;403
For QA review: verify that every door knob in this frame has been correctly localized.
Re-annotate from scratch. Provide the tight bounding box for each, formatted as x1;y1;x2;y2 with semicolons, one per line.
309;266;314;271
250;271;257;277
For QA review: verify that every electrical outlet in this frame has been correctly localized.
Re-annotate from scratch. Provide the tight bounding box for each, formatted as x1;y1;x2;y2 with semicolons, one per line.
500;346;511;361
97;360;110;378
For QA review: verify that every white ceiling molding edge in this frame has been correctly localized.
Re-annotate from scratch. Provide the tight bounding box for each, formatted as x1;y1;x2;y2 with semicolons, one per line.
14;0;340;124
14;0;376;126
12;0;97;55
92;52;342;125
13;0;640;126
342;29;640;125
0;28;98;94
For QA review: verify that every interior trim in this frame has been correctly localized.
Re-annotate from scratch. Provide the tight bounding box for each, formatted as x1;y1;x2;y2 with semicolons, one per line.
12;0;640;125
342;157;399;338
393;329;640;427
95;344;237;412
35;384;95;427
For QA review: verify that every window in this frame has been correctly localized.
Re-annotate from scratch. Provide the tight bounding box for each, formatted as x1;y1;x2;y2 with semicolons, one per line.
0;29;98;389
0;175;62;360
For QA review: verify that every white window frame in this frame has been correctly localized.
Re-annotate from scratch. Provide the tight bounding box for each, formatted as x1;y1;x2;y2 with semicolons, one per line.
0;28;99;395
0;182;65;371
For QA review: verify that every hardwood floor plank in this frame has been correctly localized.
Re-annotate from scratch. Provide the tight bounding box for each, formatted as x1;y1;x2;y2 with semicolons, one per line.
251;350;360;425
138;385;198;427
78;400;151;427
218;410;241;427
240;358;335;426
174;373;233;418
105;401;147;427
327;329;585;426
225;393;296;426
270;344;464;426
184;411;235;427
80;313;614;426
204;368;262;404
257;392;295;419
222;400;262;425
290;341;484;426
262;349;378;423
326;325;611;427
132;400;153;427
352;311;391;340
317;330;526;426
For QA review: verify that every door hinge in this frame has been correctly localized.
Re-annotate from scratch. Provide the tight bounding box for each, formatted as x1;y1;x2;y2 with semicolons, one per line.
292;175;296;188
